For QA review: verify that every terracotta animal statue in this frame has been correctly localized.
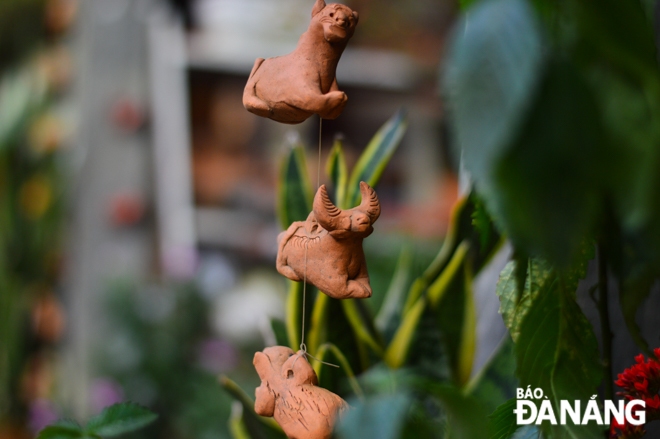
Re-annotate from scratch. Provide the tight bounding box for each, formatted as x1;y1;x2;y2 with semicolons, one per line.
276;181;380;299
254;346;348;439
243;0;359;124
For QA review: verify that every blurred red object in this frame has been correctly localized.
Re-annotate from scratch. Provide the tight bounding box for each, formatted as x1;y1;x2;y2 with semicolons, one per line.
108;192;145;227
111;97;146;133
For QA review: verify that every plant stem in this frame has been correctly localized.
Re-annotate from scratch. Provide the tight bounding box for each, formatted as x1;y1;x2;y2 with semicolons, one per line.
597;244;614;403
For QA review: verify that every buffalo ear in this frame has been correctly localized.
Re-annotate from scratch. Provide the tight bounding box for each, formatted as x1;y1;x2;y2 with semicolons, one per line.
352;11;359;24
312;0;326;17
254;384;276;417
253;352;270;381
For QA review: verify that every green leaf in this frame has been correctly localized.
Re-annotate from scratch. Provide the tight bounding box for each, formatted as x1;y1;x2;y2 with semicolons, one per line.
488;62;604;265
374;245;413;342
515;270;603;438
412;380;490;439
285;280;303;351
326;136;348;209
336;393;412;439
384;295;426;369
37;420;84;439
269;317;289;347
345;109;408;208
85;402;158;436
467;337;518;414
306;292;329;356
488;399;519;439
219;376;285;437
313;343;364;398
567;0;658;84
443;0;545;187
341;299;384;358
277;145;313;229
496;259;552;342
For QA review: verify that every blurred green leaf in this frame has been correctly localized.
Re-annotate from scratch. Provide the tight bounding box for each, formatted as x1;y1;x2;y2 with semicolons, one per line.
277;145;313;229
515;268;603;438
384;295;425;369
345;109;408;208
489;62;604;265
286;281;303;351
37;420;83;439
336;393;411;439
443;0;545;188
565;0;658;83
313;343;364;398
228;404;252;439
85;402;157;436
375;245;413;342
341;299;384;358
412;380;490;439
326;136;348;209
219;376;285;438
467;337;517;414
307;292;329;356
269;318;289;347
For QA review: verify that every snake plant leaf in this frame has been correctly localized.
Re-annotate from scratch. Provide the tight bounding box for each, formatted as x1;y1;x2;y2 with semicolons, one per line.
326;136;348;209
375;245;413;342
345;109;408;208
85;402;158;437
285;280;303;351
219;376;286;438
313;343;364;398
277;144;313;229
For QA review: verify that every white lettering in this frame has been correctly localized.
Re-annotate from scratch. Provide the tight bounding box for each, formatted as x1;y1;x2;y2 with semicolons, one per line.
560;400;580;425
515;400;537;425
582;400;603;425
626;400;646;426
604;400;625;425
536;400;557;425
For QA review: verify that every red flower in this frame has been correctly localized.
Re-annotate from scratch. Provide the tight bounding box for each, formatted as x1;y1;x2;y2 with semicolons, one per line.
611;350;660;438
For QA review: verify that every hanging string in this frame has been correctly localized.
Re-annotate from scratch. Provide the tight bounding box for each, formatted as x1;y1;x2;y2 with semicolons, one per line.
295;116;339;370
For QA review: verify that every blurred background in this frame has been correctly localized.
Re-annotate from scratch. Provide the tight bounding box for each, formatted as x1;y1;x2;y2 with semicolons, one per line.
0;0;464;437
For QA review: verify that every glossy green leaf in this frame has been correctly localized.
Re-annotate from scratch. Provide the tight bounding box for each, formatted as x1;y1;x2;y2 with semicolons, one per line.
85;402;157;436
326;136;348;209
345;109;408;208
277;145;313;229
443;0;545;188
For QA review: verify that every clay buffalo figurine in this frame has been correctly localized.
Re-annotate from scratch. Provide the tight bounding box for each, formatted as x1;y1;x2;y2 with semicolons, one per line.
243;0;359;124
276;181;380;299
254;346;348;439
